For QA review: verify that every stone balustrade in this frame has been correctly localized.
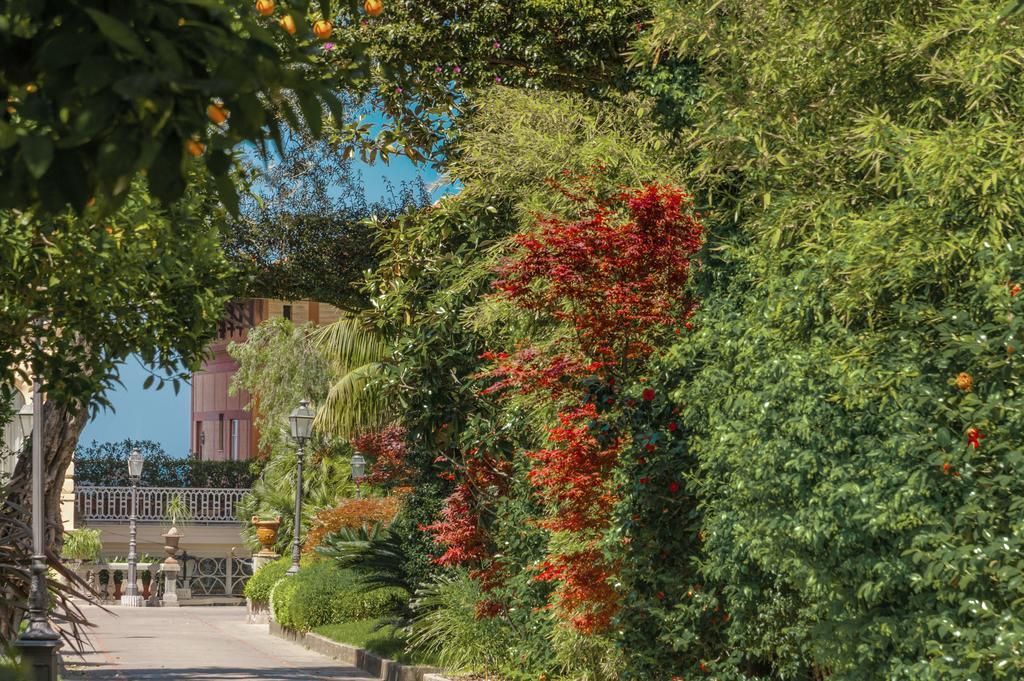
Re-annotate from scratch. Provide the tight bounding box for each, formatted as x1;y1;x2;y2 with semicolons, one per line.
75;486;246;524
72;561;170;605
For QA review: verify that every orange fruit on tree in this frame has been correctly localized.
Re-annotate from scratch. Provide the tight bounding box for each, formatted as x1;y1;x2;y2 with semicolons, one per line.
186;139;206;157
255;0;275;16
313;19;333;39
279;14;296;34
364;0;384;17
207;103;229;125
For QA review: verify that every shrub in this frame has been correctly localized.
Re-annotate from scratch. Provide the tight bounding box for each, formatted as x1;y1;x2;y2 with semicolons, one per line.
244;555;290;604
592;1;1024;678
409;571;508;673
61;528;102;562
303;496;402;555
270;559;406;632
76;439;260;488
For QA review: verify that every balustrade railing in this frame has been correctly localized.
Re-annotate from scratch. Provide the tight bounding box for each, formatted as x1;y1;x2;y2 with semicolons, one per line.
75;486;246;524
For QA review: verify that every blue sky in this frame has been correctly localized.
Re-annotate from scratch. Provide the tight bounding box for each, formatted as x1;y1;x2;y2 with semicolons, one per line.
80;154;444;457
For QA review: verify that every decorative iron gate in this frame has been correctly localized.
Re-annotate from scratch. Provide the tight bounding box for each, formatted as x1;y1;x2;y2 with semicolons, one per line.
174;553;253;597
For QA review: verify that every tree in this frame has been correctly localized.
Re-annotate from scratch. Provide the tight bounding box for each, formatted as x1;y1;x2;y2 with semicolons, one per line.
0;175;233;643
228;318;335;461
227;317;366;552
223;133;431;311
280;0;650;161
0;0;351;213
1;0;357;642
313;316;392;440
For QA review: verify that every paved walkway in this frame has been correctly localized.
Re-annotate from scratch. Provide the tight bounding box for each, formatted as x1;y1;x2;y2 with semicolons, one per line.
63;606;372;680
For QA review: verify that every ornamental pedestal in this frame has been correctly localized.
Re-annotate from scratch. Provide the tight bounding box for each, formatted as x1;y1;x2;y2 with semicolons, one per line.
160;563;181;607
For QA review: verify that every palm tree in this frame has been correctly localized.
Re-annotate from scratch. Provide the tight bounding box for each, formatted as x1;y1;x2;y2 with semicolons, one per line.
310;316;393;439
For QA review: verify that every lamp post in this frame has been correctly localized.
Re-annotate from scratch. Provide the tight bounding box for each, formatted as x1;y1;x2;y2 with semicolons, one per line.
13;383;61;681
121;448;145;607
286;399;314;576
350;453;367;499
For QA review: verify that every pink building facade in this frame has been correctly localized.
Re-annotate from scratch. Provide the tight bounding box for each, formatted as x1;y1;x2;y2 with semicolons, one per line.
190;298;343;461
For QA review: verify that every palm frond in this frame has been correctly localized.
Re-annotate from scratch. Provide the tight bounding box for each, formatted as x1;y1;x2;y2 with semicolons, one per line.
309;316;395;439
316;527;413;594
314;362;390;439
310;317;388;373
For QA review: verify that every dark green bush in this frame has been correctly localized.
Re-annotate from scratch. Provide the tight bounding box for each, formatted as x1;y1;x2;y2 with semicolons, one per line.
76;439;261;487
271;559;406;632
609;2;1024;679
244;555;290;604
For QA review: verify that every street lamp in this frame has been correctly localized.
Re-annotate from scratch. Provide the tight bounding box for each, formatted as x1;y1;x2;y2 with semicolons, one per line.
121;449;145;607
13;384;61;681
286;399;314;576
17;400;32;443
350;453;367;499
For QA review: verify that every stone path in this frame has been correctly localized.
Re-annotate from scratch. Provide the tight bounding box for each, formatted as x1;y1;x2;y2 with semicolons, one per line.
63;606;372;680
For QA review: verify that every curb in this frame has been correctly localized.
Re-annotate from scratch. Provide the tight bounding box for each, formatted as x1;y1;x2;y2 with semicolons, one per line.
269;621;453;681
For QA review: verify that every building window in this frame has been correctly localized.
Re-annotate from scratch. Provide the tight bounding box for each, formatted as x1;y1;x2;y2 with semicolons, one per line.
196;421;204;459
218;413;225;453
283;304;292;321
230;419;240;461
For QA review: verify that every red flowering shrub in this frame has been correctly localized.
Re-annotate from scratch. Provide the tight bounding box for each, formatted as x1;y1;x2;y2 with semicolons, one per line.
493;182;702;360
421;452;512;566
424;174;703;632
303;495;402;554
352;424;412;487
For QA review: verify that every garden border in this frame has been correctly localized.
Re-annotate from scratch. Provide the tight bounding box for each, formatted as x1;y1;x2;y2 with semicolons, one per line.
269;620;451;681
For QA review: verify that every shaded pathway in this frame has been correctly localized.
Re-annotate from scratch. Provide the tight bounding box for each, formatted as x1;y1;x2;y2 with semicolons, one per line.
64;606;371;680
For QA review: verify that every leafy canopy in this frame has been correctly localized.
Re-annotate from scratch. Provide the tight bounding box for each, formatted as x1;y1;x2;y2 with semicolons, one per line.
0;0;348;213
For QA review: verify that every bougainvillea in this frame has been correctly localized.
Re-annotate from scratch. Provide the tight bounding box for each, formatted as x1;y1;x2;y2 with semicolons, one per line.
426;174;703;632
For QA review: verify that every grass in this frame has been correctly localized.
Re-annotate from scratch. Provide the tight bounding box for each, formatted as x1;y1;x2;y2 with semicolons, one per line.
313;618;439;666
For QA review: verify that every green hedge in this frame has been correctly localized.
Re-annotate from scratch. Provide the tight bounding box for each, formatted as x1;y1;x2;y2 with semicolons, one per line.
244;555;291;604
270;559;406;632
76;439;261;488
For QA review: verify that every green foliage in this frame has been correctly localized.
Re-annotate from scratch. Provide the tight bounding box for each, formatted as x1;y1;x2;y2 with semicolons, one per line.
0;177;232;409
358;85;681;680
229;318;335;460
224;134;431;311
604;1;1024;678
163;494;192;528
310;1;650;159
317;523;414;595
244;555;291;604
75;439;259;487
312;316;392;439
237;447;355;553
0;660;26;681
0;0;348;212
270;559;405;632
61;528;102;562
408;571;506;673
315;618;434;665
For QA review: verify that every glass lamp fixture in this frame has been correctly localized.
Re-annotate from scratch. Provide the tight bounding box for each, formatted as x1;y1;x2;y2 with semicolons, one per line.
289;399;315;443
17;399;33;439
127;448;144;481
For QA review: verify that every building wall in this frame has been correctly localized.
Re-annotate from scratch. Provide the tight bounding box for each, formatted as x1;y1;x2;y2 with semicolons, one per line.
190;299;342;462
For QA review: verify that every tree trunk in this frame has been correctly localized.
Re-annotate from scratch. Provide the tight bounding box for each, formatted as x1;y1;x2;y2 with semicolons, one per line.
0;398;89;644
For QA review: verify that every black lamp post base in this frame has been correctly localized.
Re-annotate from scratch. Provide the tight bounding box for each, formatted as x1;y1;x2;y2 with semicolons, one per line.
14;637;62;681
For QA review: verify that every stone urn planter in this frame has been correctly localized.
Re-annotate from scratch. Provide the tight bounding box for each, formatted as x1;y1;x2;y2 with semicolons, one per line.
252;516;282;557
163;527;182;565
